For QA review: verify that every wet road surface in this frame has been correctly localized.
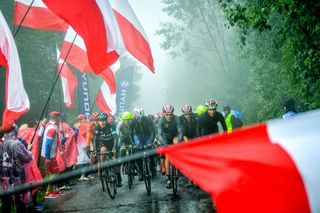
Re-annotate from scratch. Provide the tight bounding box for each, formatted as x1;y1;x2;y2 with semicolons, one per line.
43;170;215;212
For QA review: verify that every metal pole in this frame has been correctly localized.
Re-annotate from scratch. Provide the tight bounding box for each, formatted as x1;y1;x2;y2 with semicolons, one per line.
0;149;158;197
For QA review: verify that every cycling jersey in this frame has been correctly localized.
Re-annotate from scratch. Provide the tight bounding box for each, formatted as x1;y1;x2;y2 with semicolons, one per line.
116;120;134;147
157;115;183;145
132;116;155;146
93;124;116;152
197;111;227;136
179;113;198;139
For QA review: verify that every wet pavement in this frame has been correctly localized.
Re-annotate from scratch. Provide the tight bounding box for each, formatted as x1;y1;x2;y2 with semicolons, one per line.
43;170;215;212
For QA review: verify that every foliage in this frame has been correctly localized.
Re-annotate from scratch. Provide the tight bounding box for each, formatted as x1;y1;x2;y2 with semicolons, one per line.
157;0;320;122
157;0;253;122
219;0;320;120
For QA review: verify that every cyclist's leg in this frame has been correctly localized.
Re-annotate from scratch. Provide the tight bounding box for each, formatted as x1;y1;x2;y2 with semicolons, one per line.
109;144;122;187
146;137;156;176
100;146;107;176
165;137;176;188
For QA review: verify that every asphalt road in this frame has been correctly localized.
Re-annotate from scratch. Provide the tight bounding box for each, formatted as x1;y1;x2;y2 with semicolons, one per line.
43;169;215;213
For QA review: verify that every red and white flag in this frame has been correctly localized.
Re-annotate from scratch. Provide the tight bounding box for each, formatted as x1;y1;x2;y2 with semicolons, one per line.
96;61;120;115
56;48;78;109
43;0;119;74
110;0;155;72
157;110;320;213
0;10;30;131
14;0;68;32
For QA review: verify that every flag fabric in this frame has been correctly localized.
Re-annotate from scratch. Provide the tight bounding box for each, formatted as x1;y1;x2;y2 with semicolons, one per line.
59;27;92;72
56;48;78;108
110;0;155;72
0;10;30;131
96;82;117;116
43;0;119;74
96;61;120;115
14;0;68;32
157;110;320;213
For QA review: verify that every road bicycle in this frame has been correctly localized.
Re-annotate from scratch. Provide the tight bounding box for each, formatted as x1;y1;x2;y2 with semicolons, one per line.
135;144;154;195
96;151;117;199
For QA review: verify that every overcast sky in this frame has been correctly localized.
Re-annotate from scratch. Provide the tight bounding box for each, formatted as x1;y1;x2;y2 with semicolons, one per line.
128;0;181;114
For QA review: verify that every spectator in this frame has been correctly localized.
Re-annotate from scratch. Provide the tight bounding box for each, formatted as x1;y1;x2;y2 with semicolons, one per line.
0;124;33;213
282;99;298;119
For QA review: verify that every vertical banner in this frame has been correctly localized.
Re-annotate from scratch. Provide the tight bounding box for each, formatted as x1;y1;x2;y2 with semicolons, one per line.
77;72;91;117
115;67;134;117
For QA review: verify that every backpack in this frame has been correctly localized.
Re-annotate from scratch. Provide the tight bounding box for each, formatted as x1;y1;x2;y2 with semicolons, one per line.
234;117;243;128
0;140;22;190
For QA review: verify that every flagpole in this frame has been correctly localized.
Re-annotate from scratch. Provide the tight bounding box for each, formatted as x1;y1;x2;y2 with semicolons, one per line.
13;0;35;38
89;98;96;114
29;34;78;149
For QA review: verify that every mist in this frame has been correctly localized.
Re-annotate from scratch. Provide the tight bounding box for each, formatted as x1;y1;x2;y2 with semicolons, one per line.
128;0;251;119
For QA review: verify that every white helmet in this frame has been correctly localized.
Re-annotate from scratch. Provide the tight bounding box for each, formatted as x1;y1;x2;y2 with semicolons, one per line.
133;107;144;118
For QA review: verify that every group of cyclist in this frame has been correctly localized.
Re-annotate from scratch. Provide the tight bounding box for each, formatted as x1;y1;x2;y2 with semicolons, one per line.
89;98;230;190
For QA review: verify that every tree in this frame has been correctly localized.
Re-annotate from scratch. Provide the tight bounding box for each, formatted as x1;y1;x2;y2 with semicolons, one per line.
219;0;320;120
157;0;252;121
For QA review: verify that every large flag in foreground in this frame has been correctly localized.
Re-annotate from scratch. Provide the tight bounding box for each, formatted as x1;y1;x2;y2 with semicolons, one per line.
110;0;155;72
157;110;320;213
14;0;68;32
43;0;119;74
0;10;30;131
96;61;120;115
56;48;78;109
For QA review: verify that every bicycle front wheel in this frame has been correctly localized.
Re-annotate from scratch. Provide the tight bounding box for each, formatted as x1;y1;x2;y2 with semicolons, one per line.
99;162;106;192
127;162;134;189
171;166;178;196
143;158;151;195
106;167;117;199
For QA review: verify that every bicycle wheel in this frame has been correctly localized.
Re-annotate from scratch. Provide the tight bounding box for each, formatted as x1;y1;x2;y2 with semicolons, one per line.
99;162;106;192
127;162;134;189
171;166;178;196
143;158;151;195
106;167;117;199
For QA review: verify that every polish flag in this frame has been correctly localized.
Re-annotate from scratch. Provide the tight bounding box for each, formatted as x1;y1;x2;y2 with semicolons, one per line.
14;0;68;32
0;10;30;131
56;48;78;109
157;110;320;213
96;61;120;115
43;0;120;74
110;0;155;72
59;27;116;90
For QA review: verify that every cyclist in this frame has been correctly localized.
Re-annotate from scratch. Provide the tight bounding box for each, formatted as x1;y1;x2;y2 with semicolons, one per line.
196;105;207;118
197;99;227;136
179;104;198;141
157;104;183;188
132;107;156;178
222;105;238;133
86;112;99;166
93;112;122;187
116;111;135;154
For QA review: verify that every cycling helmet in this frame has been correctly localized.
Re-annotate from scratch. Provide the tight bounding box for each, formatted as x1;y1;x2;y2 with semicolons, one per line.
121;111;133;120
182;104;192;114
92;112;99;120
98;111;108;120
162;104;174;115
196;105;207;116
223;105;231;111
206;99;218;110
133;107;144;118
